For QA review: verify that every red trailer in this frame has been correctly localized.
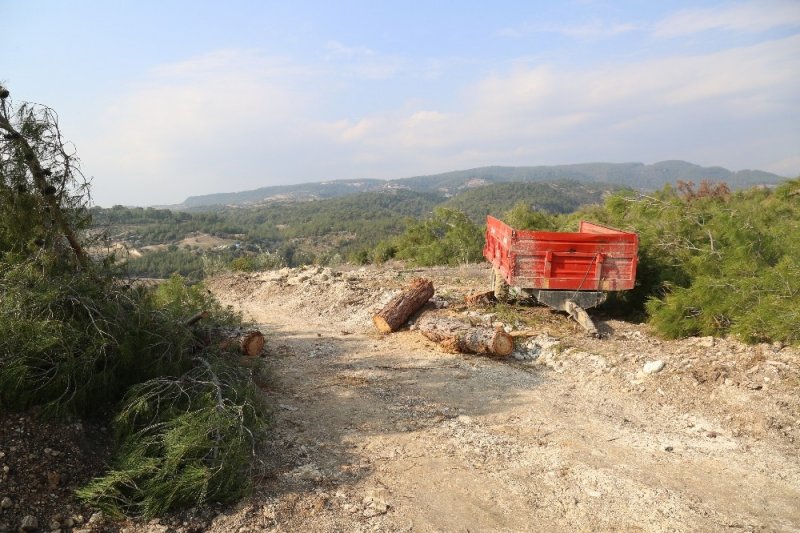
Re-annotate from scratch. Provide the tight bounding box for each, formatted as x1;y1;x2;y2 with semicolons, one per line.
483;216;638;334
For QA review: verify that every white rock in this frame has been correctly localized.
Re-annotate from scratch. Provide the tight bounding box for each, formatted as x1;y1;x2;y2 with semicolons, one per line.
643;360;665;374
698;336;715;348
362;495;390;517
0;496;12;509
20;515;38;532
288;463;324;482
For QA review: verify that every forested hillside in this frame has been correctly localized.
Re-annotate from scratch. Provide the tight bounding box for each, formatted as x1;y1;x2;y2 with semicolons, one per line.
443;180;618;222
172;161;784;209
95;181;614;278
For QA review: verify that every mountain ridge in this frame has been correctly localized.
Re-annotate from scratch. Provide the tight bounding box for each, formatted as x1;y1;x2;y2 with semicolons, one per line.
166;160;785;210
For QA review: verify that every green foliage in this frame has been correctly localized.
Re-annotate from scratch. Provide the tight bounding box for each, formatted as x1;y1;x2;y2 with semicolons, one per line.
371;241;398;264
152;274;216;316
0;98;93;264
445;180;615;222
390;207;484;266
125;249;208;280
502;201;559;231
0;261;265;515
578;179;800;344
229;256;257;272
0;90;269;519
92;189;443;276
77;359;268;519
0;264;187;414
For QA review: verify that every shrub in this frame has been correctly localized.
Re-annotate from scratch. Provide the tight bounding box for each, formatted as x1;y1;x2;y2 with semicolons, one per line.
0;88;270;518
230;256;257;272
77;358;268;518
502;201;558;231
392;207;483;266
580;179;800;344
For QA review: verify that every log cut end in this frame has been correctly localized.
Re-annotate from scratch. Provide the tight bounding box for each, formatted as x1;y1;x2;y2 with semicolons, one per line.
240;331;265;356
489;328;514;356
372;315;393;334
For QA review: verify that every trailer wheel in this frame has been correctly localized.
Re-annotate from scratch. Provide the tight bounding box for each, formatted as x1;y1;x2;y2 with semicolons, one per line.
491;268;510;302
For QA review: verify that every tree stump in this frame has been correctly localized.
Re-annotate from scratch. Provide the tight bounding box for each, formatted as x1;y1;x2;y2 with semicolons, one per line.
373;278;434;333
417;315;514;356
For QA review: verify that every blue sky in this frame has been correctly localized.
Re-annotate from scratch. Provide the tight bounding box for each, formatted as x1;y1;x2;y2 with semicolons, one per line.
4;0;799;206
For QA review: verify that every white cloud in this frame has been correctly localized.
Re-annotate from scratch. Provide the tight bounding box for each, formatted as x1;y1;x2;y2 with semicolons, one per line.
317;35;800;177
323;40;405;80
499;19;640;40
324;40;377;58
82;34;800;206
82;50;318;205
654;0;800;37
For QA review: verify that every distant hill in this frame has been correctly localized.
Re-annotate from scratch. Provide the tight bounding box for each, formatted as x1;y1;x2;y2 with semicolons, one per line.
445;180;618;223
179;179;386;209
169;161;785;210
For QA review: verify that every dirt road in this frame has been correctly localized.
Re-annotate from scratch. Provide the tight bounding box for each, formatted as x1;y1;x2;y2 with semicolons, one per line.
205;264;800;532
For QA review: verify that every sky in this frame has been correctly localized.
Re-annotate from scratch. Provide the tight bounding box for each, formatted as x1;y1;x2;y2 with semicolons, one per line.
3;0;799;207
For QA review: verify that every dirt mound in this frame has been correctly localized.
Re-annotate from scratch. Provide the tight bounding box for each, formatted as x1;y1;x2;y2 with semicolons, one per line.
207;264;482;334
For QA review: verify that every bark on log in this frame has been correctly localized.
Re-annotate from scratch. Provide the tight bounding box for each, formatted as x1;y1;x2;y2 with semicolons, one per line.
417;315;514;356
220;329;265;356
464;290;496;307
373;278;434;333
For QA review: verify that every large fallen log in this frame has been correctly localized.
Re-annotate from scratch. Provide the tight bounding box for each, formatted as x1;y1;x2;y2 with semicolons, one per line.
187;311;265;356
416;315;514;356
373;278;434;333
221;330;265;357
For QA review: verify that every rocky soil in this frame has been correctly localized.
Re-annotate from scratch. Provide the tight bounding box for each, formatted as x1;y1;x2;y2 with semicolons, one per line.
0;415;113;533
203;263;800;532
2;262;798;532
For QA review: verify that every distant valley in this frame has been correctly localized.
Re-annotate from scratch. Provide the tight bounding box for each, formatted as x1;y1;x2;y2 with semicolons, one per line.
98;160;789;281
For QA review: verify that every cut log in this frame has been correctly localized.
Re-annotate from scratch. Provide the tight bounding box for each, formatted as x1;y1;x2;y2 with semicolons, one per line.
417;315;514;357
464;290;496;307
373;278;434;333
220;330;265;356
